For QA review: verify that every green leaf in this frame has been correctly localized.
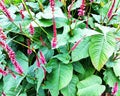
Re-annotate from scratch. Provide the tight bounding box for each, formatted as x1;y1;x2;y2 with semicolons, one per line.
78;60;95;80
73;62;85;74
3;74;24;95
89;32;115;71
44;61;73;96
53;53;71;64
72;0;82;10
19;93;27;96
103;68;118;87
36;6;66;19
77;75;105;96
61;75;79;96
113;59;120;77
72;37;90;62
26;63;37;84
92;14;101;23
103;69;120;96
35;68;44;92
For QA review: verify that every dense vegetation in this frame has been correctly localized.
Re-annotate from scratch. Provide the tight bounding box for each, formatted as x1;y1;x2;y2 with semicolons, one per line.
0;0;120;96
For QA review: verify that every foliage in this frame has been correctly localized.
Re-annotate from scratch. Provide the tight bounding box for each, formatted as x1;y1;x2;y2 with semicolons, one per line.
0;0;120;96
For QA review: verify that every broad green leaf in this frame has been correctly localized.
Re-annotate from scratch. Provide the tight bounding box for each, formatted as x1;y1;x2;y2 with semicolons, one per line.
3;74;23;95
53;53;71;64
61;75;79;96
89;32;115;71
95;23;116;34
56;26;70;48
72;37;90;62
36;6;66;19
72;0;82;10
26;2;39;11
103;69;120;96
76;28;101;37
92;14;101;23
57;27;98;48
78;60;95;80
113;59;120;77
35;68;44;92
44;61;73;96
0;81;3;94
26;63;37;84
31;19;52;27
45;59;58;73
103;68;118;87
19;93;27;96
37;87;45;96
77;75;105;96
73;62;85;74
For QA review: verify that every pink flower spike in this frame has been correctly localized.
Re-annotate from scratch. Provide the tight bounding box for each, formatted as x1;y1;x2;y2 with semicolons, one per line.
70;35;86;51
78;0;85;16
36;56;41;67
51;37;57;49
49;0;55;12
0;68;7;76
107;0;116;19
20;10;25;19
112;82;118;96
27;39;32;55
51;19;57;49
0;40;23;75
0;27;7;40
29;23;34;35
0;1;14;22
13;60;23;75
40;51;46;64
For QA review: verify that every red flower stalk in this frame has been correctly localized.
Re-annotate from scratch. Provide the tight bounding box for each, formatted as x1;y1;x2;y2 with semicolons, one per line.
0;1;13;22
36;56;41;67
20;10;25;19
49;0;55;13
78;0;85;16
70;35;86;51
40;51;46;64
29;23;34;35
51;19;57;49
112;82;118;96
0;68;7;76
107;0;116;19
0;40;23;75
0;27;7;40
40;37;46;46
49;0;57;49
51;37;57;49
36;51;46;67
67;0;75;18
27;39;32;55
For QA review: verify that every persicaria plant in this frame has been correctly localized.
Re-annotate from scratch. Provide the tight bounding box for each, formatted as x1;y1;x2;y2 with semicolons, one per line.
0;0;120;96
